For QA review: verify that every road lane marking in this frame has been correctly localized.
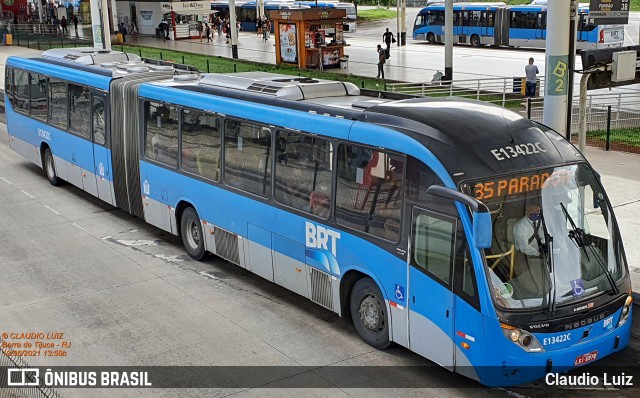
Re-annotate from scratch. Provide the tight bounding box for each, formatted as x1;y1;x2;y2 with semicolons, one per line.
71;222;89;233
43;205;61;215
0;177;12;185
19;190;35;199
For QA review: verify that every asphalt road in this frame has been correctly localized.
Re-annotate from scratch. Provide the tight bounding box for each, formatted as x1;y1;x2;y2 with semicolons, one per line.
0;117;639;397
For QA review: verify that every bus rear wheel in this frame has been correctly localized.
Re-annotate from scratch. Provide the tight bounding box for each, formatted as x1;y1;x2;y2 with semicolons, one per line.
350;277;390;350
470;34;481;47
427;32;435;43
180;207;205;260
43;148;61;186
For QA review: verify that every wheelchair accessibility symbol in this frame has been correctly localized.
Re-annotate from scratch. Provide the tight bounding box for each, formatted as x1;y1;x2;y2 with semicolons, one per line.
395;284;405;302
570;279;585;297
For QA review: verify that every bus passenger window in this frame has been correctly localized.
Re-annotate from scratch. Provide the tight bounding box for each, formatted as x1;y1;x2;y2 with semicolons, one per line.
223;119;271;197
92;97;106;145
5;68;13;106
336;144;404;242
68;84;91;138
144;102;178;168
274;130;333;217
29;73;48;121
413;214;454;285
13;69;30;113
48;78;67;129
180;109;221;181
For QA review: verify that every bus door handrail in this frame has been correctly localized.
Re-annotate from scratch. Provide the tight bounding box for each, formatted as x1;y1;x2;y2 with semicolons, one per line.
486;244;516;280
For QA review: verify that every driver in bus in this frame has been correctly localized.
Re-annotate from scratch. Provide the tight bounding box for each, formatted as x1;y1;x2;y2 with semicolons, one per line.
512;202;549;296
513;203;545;257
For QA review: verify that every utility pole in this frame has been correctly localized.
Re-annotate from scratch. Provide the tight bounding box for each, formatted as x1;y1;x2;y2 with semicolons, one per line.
400;0;406;46
90;0;111;50
229;0;239;59
543;0;570;135
565;0;578;139
444;0;453;81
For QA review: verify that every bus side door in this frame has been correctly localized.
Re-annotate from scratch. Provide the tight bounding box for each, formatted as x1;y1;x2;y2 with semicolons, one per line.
408;207;456;369
91;92;115;206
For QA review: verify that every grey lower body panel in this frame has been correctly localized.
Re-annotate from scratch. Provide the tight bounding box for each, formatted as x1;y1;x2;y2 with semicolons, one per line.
9;136;41;166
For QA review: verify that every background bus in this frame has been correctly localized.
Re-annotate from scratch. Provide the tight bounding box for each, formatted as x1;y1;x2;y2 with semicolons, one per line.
295;1;357;32
4;49;633;387
413;2;624;50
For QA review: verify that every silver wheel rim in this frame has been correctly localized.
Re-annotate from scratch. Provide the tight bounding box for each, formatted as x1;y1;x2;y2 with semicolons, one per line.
46;153;55;179
359;294;383;332
186;219;200;249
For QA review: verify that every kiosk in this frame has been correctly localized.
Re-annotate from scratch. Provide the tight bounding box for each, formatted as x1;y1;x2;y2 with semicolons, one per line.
270;8;348;70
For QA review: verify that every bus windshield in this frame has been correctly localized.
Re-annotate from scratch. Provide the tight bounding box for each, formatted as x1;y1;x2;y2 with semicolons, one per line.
462;164;628;311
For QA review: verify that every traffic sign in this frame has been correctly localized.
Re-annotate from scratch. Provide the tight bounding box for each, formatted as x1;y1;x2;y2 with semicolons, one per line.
589;0;630;25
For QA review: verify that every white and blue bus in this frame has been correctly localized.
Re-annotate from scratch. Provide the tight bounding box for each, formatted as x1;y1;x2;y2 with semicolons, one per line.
4;49;633;386
413;3;624;50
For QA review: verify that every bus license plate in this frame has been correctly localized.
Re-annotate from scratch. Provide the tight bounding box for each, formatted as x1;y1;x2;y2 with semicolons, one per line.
574;350;598;366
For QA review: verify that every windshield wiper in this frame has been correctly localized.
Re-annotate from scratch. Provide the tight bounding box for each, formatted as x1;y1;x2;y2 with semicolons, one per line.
560;203;619;295
539;210;556;313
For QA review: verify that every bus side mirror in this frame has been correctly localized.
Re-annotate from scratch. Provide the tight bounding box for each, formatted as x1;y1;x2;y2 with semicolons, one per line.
426;185;492;249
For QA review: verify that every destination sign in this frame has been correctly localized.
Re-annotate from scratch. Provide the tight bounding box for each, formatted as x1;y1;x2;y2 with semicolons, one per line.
589;0;629;25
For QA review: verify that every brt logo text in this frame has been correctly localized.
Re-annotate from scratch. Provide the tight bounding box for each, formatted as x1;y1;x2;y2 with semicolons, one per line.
305;222;341;257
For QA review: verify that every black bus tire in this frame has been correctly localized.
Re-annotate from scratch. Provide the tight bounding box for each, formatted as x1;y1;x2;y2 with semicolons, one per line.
350;277;391;350
470;34;481;47
43;148;61;186
180;207;205;260
427;32;435;43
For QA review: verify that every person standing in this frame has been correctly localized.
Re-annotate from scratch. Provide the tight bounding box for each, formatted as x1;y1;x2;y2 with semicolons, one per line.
525;57;539;98
376;44;385;79
205;23;211;43
382;27;395;56
60;16;68;34
72;13;78;34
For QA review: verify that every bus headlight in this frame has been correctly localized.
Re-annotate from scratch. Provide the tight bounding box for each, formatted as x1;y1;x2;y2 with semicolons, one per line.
501;323;545;352
617;294;633;327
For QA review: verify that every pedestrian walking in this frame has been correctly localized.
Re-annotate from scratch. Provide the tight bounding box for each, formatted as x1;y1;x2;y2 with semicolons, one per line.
215;15;222;36
262;18;270;41
382;27;395;55
129;21;138;41
525;57;539;98
60;16;68;34
224;19;231;43
72;13;78;34
53;16;60;34
205;23;211;42
197;21;204;42
376;44;386;79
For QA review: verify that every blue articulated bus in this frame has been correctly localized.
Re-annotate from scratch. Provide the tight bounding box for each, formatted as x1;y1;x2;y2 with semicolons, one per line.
413;2;624;50
4;49;633;386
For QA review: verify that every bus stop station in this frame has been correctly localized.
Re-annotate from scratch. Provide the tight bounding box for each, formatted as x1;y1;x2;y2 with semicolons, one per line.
270;8;349;70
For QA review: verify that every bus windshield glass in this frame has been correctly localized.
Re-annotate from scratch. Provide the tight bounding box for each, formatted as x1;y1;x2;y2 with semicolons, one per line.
461;164;628;311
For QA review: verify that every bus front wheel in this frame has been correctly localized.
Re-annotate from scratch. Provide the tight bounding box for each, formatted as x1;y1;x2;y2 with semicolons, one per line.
43;148;60;186
470;34;481;47
180;207;205;260
427;32;435;43
350;277;391;350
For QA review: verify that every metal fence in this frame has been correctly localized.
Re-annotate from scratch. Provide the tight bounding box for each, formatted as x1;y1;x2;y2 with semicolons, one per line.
0;22;93;50
386;76;547;109
0;338;62;398
387;77;640;154
528;93;640;154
